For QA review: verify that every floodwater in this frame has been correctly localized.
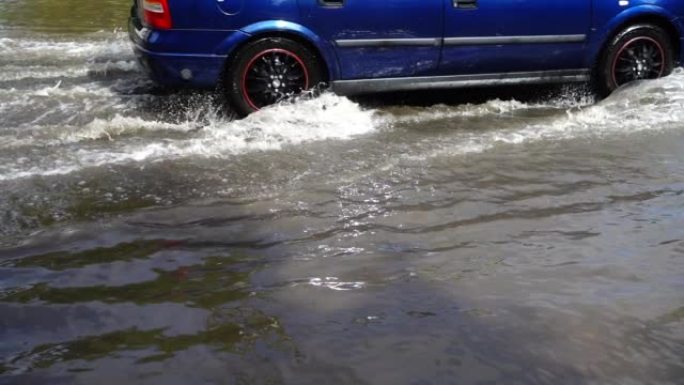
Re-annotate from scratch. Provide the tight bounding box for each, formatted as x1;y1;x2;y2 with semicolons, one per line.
1;1;683;384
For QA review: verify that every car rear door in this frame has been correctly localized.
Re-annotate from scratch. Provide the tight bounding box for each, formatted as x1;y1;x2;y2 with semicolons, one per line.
298;0;443;80
440;0;592;75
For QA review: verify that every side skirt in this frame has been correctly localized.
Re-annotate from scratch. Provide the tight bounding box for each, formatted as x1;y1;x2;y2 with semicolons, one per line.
331;69;591;95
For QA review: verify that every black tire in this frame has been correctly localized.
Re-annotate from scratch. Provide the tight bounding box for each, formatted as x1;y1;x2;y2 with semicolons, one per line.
224;37;324;117
594;24;675;97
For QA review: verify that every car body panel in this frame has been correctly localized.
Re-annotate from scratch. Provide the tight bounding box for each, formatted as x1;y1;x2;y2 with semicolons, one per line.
232;20;341;80
129;0;684;93
129;15;244;87
440;0;592;75
298;0;443;79
587;2;684;68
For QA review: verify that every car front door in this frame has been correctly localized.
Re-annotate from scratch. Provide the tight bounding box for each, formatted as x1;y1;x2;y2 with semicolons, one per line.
440;0;592;75
299;0;443;80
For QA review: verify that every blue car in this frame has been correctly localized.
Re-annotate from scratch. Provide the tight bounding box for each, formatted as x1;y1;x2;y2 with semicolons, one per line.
129;0;684;116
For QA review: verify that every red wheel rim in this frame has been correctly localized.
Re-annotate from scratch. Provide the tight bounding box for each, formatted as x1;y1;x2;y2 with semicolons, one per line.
611;36;665;88
241;48;310;111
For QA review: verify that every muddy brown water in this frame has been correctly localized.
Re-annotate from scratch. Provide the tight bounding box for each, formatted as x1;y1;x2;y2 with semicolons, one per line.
1;1;683;384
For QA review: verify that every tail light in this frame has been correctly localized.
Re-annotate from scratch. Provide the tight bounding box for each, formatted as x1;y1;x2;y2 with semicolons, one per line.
142;0;173;30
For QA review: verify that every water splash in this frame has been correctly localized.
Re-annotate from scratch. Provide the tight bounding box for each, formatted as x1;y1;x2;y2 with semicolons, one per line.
404;69;684;159
0;93;380;181
2;31;684;182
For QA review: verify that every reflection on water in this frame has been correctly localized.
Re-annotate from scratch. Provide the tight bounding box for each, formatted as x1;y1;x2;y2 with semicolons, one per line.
2;254;252;308
1;243;286;376
11;308;284;371
5;240;174;271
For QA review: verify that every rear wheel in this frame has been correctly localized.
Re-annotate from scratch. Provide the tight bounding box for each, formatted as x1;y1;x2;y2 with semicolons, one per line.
595;24;675;96
224;37;324;116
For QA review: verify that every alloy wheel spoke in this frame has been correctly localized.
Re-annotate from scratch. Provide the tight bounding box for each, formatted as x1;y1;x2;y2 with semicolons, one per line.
243;50;308;109
613;38;664;87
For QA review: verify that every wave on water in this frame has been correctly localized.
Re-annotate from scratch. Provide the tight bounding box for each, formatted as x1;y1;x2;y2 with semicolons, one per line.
1;32;684;181
0;33;131;62
402;68;684;158
0;92;380;181
0;61;138;82
386;90;595;125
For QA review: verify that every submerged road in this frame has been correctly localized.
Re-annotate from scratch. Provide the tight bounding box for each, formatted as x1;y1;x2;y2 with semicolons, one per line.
1;3;683;384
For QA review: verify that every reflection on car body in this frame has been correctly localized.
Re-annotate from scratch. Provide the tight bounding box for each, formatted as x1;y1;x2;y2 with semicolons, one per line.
129;0;684;115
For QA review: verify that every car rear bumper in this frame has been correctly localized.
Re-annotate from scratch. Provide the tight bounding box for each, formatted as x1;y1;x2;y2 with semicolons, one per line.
128;17;244;88
131;44;227;88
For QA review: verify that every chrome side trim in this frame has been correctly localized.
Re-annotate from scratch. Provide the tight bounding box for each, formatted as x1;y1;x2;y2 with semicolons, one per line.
443;34;587;46
334;35;586;48
331;69;590;95
335;38;441;48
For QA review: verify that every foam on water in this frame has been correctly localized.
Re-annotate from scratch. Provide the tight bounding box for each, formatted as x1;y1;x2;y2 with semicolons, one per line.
0;33;131;63
388;99;533;124
387;88;595;125
0;82;119;110
0;82;112;98
0;60;138;82
1;31;683;182
64;115;201;141
403;69;684;159
0;33;137;87
0;115;197;149
3;71;684;181
0;93;380;181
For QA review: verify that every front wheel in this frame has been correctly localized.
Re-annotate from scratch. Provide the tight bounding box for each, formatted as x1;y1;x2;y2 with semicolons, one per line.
594;24;675;97
224;37;324;117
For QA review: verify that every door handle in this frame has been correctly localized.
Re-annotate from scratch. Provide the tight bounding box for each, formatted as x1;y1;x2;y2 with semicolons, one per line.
454;0;478;9
319;0;344;7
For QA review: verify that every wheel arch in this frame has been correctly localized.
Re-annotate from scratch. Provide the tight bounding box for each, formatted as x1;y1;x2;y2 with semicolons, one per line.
590;7;682;68
216;21;338;83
